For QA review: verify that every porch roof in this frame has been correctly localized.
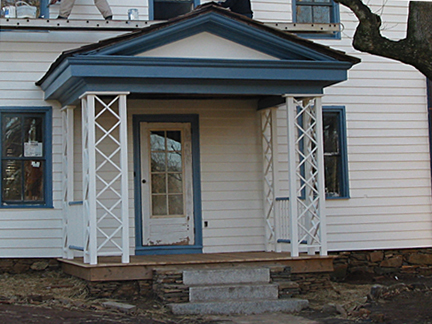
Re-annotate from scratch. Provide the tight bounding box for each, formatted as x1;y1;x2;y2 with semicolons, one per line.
36;3;360;107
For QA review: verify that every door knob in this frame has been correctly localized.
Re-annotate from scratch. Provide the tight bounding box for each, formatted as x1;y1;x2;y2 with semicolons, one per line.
142;179;147;184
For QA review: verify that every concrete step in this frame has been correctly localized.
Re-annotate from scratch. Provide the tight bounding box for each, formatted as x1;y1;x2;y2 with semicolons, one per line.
169;298;309;315
183;267;270;286
189;283;279;302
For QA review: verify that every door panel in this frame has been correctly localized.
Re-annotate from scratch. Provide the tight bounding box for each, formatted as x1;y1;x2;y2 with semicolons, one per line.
140;122;194;246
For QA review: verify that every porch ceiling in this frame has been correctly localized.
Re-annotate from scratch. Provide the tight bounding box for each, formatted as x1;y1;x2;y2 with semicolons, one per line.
36;4;359;107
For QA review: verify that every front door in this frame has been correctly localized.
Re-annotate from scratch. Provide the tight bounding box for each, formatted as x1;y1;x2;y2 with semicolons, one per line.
140;122;195;247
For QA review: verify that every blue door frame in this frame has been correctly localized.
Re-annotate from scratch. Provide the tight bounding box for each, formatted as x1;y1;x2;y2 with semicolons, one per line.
133;114;203;255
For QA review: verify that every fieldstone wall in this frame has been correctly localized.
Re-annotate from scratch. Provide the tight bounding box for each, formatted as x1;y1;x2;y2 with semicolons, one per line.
331;248;432;280
87;280;152;299
0;258;60;274
152;268;189;303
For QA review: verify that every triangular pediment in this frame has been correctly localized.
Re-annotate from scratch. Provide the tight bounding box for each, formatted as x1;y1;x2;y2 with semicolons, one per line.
37;4;360;106
135;32;279;60
78;7;346;62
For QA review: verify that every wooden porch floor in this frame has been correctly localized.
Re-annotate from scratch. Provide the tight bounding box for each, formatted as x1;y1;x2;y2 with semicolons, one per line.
60;252;335;282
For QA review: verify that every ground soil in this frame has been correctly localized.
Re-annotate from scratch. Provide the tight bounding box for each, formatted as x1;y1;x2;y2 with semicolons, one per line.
0;270;431;323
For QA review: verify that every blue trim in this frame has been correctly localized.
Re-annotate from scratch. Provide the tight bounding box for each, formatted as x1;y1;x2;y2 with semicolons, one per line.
277;239;308;244
69;201;83;205
94;13;338;61
69;245;84;251
132;114;202;255
323;106;349;199
0;106;53;208
41;56;351;104
292;0;341;39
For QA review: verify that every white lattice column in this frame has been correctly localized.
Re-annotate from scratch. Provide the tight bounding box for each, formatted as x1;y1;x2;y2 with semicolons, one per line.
260;108;279;252
80;92;130;265
61;105;75;259
285;95;327;257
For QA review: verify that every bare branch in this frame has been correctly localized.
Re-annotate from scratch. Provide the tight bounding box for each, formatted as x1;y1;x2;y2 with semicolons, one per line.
334;0;432;79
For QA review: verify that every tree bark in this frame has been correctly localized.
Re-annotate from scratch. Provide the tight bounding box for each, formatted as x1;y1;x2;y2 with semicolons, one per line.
334;0;432;79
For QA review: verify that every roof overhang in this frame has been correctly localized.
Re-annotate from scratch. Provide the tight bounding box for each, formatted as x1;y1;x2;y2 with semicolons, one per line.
37;4;359;106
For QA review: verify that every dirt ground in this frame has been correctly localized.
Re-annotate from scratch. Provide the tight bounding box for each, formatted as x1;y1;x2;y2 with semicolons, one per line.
0;270;431;323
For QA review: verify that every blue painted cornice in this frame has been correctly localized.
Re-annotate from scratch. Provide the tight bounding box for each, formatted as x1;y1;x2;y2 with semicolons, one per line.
36;4;359;106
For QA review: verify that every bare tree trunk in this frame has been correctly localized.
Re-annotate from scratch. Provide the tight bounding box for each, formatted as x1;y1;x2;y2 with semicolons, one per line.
334;0;432;79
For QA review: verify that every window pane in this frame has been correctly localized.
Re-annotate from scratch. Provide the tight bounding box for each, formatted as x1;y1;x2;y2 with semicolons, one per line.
24;117;43;143
3;116;22;157
296;6;312;23
168;173;182;193
166;131;181;151
323;113;339;154
154;0;193;20
167;152;182;172
151;152;166;172
324;155;340;197
152;195;167;216
150;131;165;151
151;173;166;193
313;6;331;23
168;194;183;215
2;160;22;201
24;160;44;201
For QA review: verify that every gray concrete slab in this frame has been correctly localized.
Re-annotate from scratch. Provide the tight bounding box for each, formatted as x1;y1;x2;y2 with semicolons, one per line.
183;268;270;286
189;283;279;302
204;313;321;324
169;298;308;315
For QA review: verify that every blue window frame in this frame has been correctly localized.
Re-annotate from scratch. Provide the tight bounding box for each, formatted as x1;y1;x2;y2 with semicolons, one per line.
0;107;52;208
292;0;340;39
323;106;349;199
149;0;200;20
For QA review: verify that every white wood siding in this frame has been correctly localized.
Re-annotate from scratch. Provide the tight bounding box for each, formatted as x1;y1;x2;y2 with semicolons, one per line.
275;0;432;252
0;30;124;258
0;0;431;257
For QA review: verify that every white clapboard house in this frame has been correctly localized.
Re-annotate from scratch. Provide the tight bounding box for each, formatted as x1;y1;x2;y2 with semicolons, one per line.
0;0;431;282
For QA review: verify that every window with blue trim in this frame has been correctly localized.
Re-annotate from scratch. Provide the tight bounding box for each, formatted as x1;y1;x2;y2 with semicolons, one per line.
0;0;49;18
151;0;199;20
323;106;349;198
0;108;52;207
294;0;338;24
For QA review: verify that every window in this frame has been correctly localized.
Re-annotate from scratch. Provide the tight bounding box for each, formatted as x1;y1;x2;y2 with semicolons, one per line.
0;0;48;18
323;106;349;198
294;0;338;24
0;108;52;207
150;0;198;20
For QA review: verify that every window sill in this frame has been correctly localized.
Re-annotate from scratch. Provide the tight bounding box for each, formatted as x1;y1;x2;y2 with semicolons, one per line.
0;204;54;209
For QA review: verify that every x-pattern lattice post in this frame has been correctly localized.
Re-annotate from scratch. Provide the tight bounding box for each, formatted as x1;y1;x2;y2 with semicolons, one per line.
286;95;327;257
81;92;130;265
260;109;278;251
61;106;75;259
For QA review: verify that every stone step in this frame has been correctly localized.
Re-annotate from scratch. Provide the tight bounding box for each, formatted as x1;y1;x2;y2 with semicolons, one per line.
169;298;309;315
189;283;279;302
183;267;270;286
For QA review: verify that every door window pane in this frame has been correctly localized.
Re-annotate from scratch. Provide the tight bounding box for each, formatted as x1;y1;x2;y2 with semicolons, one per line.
168;194;183;215
152;195;167;215
149;128;185;217
151;174;166;193
168;173;182;193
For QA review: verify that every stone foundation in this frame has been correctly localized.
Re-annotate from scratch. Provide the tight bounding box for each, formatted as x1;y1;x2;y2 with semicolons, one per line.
87;280;153;299
0;258;60;274
331;248;432;280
